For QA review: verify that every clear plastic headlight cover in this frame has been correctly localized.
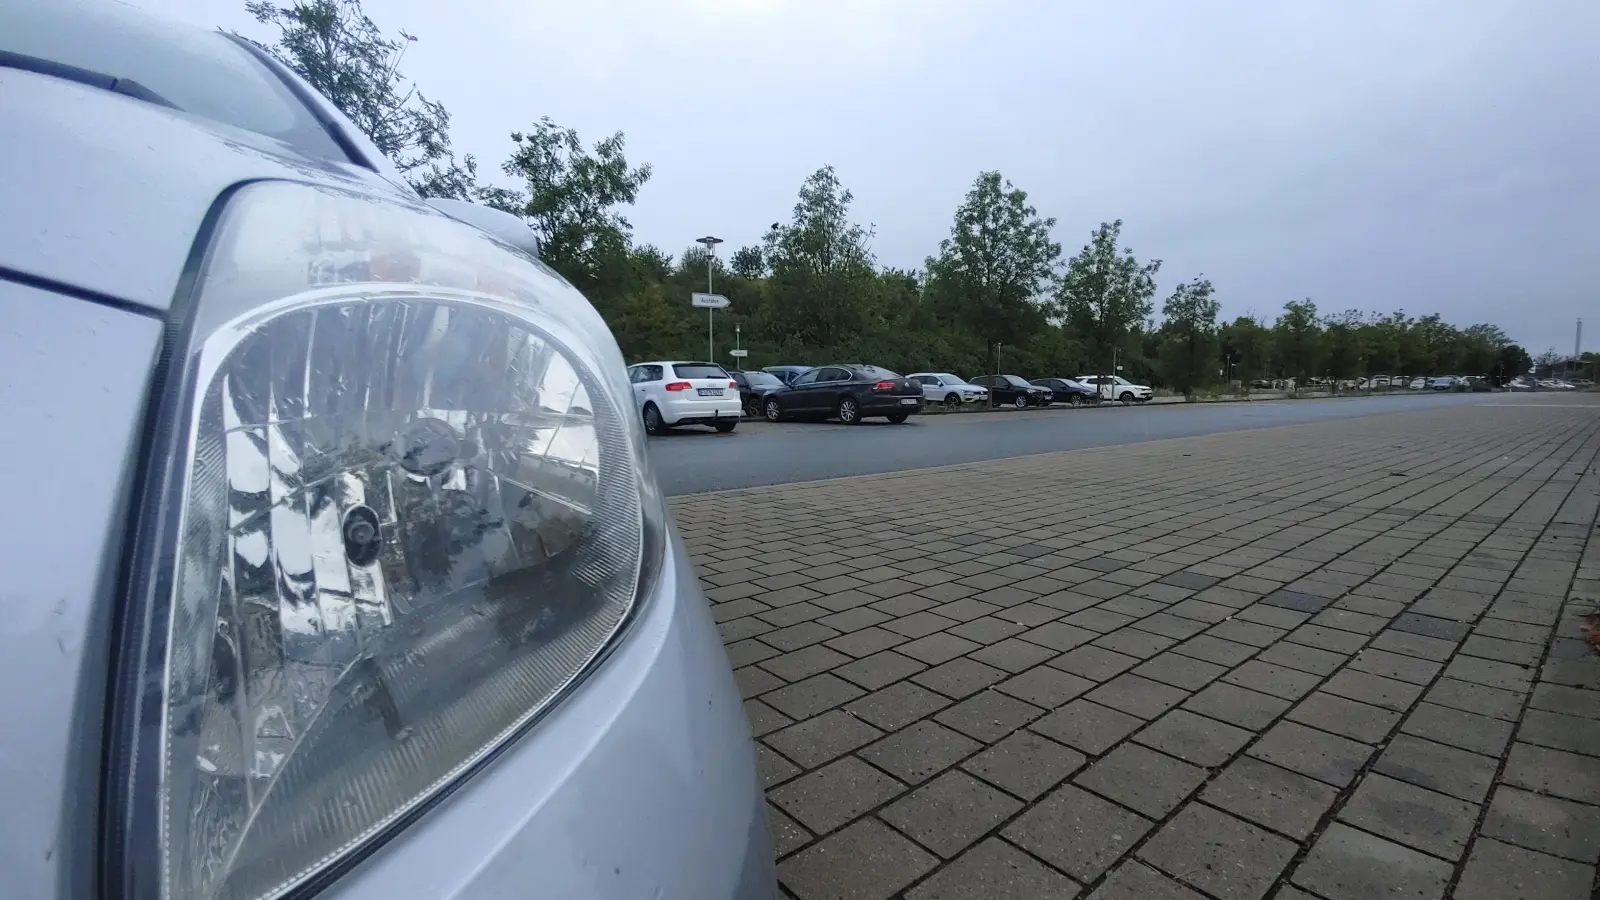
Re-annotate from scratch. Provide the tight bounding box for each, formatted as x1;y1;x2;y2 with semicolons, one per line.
109;181;663;900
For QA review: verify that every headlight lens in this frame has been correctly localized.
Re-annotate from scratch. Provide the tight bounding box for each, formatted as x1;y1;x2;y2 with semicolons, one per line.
110;181;662;900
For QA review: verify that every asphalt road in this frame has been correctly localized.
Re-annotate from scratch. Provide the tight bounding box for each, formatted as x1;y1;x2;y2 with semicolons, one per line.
644;392;1521;495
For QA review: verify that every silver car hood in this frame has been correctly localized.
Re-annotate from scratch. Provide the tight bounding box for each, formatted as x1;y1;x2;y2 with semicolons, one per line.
0;67;415;313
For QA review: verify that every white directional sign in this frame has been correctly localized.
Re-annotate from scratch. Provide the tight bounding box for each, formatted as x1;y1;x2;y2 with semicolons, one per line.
729;349;749;358
692;292;730;309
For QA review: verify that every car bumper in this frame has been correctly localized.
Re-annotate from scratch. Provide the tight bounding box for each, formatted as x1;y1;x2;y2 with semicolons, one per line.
661;395;744;426
862;395;924;414
321;529;775;900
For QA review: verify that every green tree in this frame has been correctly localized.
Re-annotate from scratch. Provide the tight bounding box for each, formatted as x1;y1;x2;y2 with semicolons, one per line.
1413;314;1461;373
494;118;653;294
761;166;878;349
1360;313;1403;376
730;245;766;279
1157;277;1220;396
1274;299;1323;383
611;282;687;361
244;0;460;193
1220;316;1272;384
1580;351;1599;379
579;243;673;324
1321;309;1365;380
925;171;1060;351
1056;220;1162;379
1455;323;1510;375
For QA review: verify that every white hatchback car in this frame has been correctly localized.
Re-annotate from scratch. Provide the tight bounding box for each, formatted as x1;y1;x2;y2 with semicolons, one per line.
1076;375;1155;404
629;361;744;434
907;372;989;406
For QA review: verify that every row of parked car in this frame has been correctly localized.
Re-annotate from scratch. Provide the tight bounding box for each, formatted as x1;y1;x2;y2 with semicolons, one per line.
1400;375;1493;392
626;360;1155;434
1356;374;1590;392
1507;376;1589;391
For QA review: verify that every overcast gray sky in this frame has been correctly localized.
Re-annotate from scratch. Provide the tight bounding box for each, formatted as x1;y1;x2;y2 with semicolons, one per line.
146;0;1595;356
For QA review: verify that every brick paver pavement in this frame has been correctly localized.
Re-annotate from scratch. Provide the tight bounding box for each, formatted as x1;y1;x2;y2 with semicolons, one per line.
670;397;1600;900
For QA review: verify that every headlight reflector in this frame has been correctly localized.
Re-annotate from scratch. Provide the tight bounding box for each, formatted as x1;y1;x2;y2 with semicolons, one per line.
110;181;660;900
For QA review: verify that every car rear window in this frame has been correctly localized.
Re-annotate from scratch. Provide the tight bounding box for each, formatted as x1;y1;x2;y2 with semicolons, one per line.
3;0;348;161
744;372;783;388
673;363;729;379
852;366;900;379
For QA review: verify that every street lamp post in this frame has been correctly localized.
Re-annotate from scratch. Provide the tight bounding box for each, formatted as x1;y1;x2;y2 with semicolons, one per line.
696;235;723;362
993;342;1003;408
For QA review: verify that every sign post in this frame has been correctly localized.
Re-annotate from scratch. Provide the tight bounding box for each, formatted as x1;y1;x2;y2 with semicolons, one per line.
692;292;730;362
695;235;724;361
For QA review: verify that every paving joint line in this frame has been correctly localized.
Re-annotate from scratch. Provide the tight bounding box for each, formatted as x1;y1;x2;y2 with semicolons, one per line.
886;414;1599;897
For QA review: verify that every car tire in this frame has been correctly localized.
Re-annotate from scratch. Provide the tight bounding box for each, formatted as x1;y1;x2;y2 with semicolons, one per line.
763;398;783;422
642;403;668;435
944;393;961;408
1067;395;1081;407
742;398;760;418
1012;395;1028;410
714;420;737;433
1119;391;1134;405
887;413;908;424
838;396;861;424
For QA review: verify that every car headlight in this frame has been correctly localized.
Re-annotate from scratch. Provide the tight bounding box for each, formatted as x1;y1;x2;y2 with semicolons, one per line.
106;181;665;900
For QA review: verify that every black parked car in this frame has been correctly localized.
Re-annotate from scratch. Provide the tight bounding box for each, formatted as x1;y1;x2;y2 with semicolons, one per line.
969;374;1052;409
1031;377;1100;406
762;364;923;424
729;369;787;417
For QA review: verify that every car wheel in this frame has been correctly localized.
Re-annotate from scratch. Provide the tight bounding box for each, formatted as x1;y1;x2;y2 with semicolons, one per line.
1119;391;1134;405
887;413;909;424
1067;395;1081;407
838;396;861;424
742;398;760;418
642;403;668;435
1012;395;1028;410
763;398;783;422
944;393;961;408
714;420;737;433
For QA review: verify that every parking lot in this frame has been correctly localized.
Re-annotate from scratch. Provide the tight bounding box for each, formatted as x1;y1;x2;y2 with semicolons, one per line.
670;395;1600;899
649;391;1492;495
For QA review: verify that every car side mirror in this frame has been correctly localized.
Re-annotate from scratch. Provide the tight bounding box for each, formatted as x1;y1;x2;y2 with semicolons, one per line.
426;198;541;259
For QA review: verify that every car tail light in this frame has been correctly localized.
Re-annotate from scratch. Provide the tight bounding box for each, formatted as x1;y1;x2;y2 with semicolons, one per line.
105;181;664;900
874;380;895;390
665;381;692;391
728;380;738;389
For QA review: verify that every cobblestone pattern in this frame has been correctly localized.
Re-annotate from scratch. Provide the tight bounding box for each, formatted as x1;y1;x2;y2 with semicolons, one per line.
669;397;1600;900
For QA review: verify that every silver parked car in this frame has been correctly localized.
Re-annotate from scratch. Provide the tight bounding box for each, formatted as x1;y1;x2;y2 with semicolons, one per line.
0;2;774;899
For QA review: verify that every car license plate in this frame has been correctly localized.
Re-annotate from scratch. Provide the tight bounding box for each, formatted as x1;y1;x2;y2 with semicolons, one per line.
697;388;723;396
899;398;918;405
